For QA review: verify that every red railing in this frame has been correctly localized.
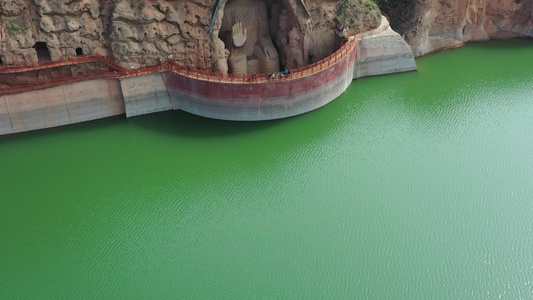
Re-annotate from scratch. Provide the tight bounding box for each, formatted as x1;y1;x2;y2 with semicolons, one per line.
164;36;356;84
0;54;127;74
0;36;357;96
0;71;123;96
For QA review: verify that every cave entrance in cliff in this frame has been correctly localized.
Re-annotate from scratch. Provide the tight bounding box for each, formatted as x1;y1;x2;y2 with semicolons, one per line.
33;42;52;62
0;57;3;66
76;48;83;57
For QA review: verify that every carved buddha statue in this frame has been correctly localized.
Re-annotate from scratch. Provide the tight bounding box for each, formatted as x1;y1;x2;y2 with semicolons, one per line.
282;27;305;70
269;1;281;42
276;9;291;67
220;0;279;75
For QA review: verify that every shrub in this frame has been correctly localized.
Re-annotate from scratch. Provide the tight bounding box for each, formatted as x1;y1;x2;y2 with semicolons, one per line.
7;18;29;37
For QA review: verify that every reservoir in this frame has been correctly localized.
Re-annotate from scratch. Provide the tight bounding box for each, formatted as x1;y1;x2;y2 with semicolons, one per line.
1;40;532;298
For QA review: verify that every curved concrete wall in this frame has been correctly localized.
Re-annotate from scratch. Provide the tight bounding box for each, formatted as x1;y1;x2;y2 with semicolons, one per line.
163;49;356;121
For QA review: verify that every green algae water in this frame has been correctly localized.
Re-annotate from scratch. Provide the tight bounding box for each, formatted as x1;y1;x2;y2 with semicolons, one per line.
1;40;533;299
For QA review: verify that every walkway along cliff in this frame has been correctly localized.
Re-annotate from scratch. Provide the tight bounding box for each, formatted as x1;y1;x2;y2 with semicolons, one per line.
0;17;416;135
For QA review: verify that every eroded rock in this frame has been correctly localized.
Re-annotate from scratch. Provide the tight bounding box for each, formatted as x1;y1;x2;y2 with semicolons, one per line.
378;0;533;56
1;0;382;71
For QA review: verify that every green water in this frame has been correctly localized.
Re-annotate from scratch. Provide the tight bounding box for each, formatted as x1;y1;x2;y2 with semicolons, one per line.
1;40;533;299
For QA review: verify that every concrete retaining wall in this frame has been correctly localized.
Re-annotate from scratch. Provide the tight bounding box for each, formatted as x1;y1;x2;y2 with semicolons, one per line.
163;49;356;121
1;79;124;135
354;17;417;79
0;96;14;135
64;79;125;123
161;16;415;122
6;85;72;133
120;73;174;117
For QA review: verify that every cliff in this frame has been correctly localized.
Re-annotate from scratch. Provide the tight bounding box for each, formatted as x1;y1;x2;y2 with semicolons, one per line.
0;13;417;134
0;0;381;71
376;0;533;56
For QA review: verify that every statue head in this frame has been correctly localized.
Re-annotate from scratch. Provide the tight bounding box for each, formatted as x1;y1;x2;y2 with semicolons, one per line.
288;27;301;48
279;9;291;32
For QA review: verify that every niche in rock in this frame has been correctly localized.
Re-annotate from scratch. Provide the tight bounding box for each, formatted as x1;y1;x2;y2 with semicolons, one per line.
218;0;299;46
0;56;3;66
217;0;300;73
34;42;52;62
76;47;83;57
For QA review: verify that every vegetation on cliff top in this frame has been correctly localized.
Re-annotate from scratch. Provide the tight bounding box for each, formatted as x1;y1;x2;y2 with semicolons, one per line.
336;0;381;34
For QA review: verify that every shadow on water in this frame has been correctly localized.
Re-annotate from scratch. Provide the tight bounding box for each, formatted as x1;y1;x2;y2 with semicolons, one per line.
125;109;291;138
0;107;336;148
0;110;290;144
465;38;533;51
0;115;126;144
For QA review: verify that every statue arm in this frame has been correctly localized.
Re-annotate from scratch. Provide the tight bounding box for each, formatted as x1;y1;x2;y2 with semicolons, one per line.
257;2;278;60
259;36;278;60
258;34;274;49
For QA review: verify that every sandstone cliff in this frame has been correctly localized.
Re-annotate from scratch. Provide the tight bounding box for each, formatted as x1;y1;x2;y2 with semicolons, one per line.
0;0;381;72
377;0;533;56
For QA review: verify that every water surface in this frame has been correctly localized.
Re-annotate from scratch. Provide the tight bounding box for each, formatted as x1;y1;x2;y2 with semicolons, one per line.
1;40;533;299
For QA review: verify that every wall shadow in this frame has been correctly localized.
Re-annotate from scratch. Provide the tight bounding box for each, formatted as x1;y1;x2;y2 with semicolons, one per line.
126;110;291;138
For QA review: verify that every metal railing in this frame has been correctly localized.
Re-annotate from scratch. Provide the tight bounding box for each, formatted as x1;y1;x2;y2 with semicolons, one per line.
164;36;356;84
0;54;127;74
0;36;357;95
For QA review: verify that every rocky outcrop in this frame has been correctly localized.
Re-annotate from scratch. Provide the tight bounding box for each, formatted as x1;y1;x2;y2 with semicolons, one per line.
304;0;381;60
0;0;108;65
109;0;215;69
378;0;533;56
1;0;383;71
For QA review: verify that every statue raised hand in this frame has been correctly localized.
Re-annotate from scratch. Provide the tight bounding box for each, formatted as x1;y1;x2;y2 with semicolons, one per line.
232;23;247;48
220;0;279;74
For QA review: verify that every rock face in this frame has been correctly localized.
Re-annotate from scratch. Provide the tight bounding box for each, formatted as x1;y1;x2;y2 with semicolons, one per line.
109;0;215;69
0;0;383;71
379;0;533;56
0;0;108;65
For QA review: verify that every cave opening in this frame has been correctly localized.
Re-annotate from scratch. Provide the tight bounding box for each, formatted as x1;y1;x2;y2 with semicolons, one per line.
33;42;52;62
76;47;83;57
0;56;3;66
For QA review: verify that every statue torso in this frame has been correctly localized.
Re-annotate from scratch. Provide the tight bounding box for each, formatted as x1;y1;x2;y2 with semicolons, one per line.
222;0;268;56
